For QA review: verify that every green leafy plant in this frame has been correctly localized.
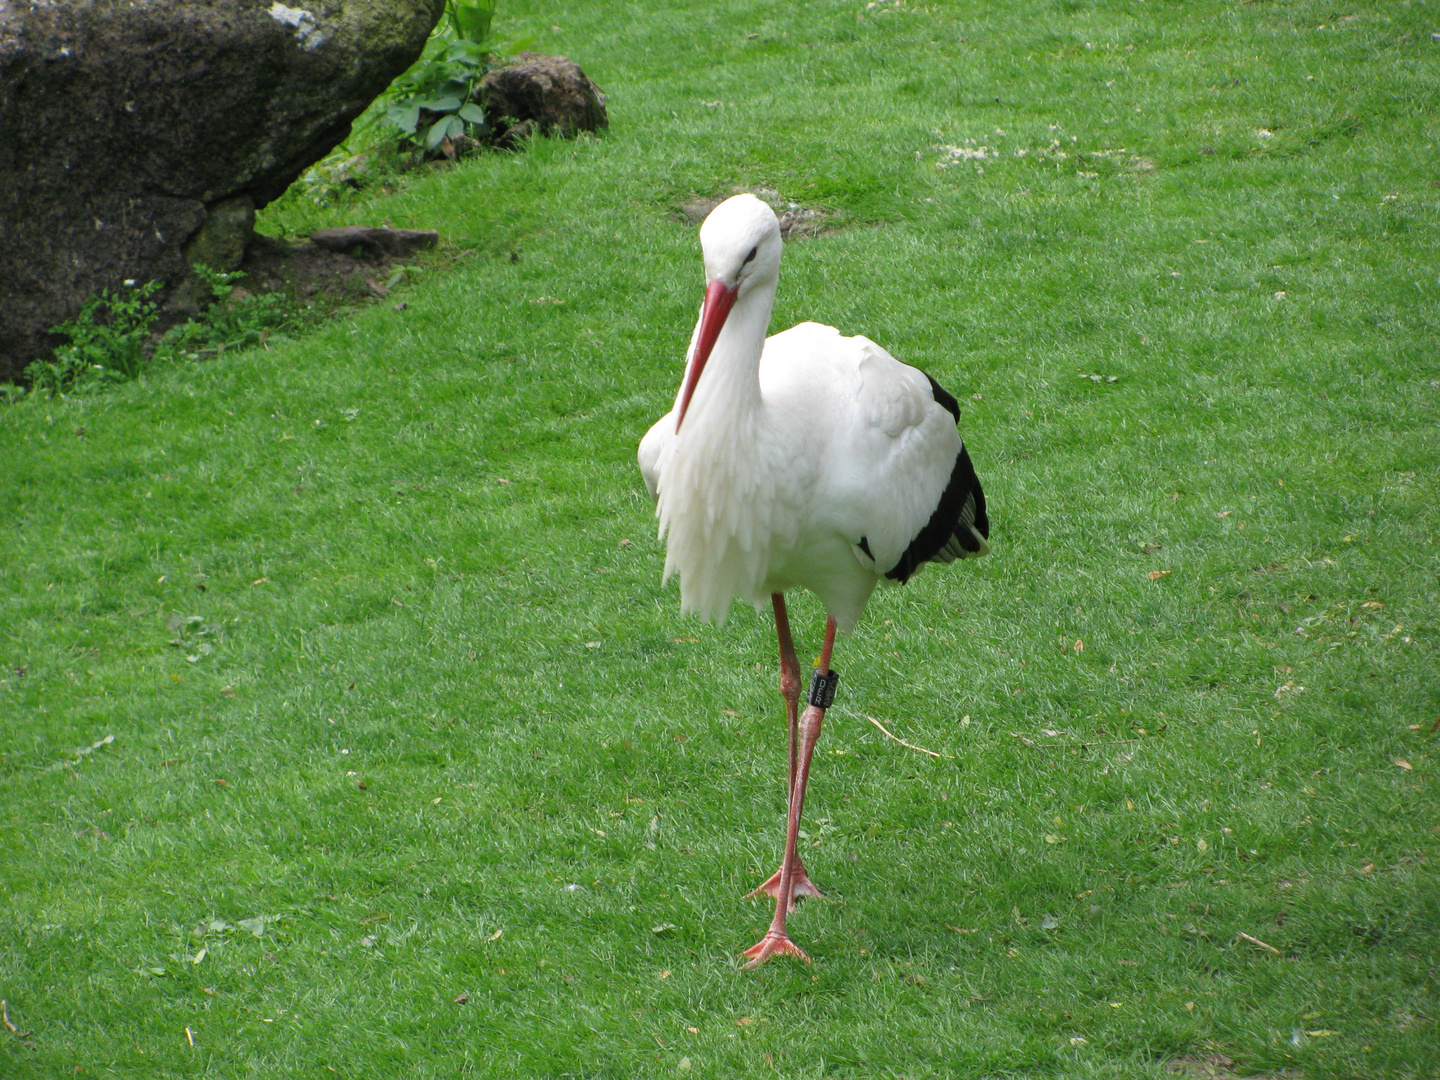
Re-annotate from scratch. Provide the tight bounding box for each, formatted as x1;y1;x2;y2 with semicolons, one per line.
381;0;500;152
26;280;161;397
289;1;533;204
158;265;310;361
10;268;312;401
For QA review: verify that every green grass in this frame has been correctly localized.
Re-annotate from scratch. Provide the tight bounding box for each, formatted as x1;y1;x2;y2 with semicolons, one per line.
3;1;1438;1077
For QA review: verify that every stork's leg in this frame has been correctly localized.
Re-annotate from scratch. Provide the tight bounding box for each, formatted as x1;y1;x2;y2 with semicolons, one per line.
745;594;824;907
743;616;837;967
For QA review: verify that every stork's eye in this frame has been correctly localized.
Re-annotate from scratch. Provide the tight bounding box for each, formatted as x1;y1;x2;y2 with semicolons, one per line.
743;246;758;264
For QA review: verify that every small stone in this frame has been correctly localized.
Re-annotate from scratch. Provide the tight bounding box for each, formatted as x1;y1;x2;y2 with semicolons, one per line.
310;226;440;257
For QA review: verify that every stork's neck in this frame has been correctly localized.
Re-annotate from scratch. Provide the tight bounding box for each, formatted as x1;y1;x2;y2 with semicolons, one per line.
684;277;776;428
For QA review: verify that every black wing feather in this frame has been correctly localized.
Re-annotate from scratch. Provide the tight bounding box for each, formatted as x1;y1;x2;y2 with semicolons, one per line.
885;373;989;584
925;373;961;421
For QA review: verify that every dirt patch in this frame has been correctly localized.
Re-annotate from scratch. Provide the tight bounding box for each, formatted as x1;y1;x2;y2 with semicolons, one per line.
238;231;417;311
133;229;422;356
1166;1053;1301;1080
674;188;834;240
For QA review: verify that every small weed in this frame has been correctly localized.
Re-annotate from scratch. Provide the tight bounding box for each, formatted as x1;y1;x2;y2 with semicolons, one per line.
375;0;536;154
294;140;413;209
158;265;312;362
379;0;499;153
26;281;160;397
300;0;534;201
9;266;311;401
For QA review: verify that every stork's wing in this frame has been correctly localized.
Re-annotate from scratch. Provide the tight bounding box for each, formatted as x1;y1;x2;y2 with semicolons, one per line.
761;323;988;580
883;423;989;581
637;411;672;501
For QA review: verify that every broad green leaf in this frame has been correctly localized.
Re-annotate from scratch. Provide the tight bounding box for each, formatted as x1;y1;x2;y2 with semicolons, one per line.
445;41;485;66
390;104;421;134
457;103;485;124
450;0;495;43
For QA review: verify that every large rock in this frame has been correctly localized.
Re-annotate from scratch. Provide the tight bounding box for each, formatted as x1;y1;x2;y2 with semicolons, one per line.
0;0;445;383
480;53;607;146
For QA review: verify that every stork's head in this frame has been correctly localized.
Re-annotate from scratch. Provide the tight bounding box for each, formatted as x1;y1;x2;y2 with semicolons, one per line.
699;193;783;296
675;194;783;430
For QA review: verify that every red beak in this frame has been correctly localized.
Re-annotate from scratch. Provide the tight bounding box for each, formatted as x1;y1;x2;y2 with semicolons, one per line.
675;279;737;431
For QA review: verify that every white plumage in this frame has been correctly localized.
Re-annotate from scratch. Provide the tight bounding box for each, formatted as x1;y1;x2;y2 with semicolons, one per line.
639;197;987;630
638;193;989;966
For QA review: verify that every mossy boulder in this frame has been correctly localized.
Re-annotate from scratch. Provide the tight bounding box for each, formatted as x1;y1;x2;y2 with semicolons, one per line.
0;0;445;383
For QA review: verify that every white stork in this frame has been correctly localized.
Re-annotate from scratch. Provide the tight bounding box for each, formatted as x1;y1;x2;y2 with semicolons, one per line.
638;193;990;966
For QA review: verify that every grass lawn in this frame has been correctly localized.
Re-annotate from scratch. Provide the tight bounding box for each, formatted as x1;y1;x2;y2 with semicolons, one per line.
3;0;1438;1076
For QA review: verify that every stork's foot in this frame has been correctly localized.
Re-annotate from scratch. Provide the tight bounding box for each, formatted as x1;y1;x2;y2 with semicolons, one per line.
744;864;825;909
741;930;810;968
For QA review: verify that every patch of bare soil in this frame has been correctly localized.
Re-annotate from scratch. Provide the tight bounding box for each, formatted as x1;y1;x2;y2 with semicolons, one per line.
675;187;834;239
1166;1053;1302;1080
239;232;415;313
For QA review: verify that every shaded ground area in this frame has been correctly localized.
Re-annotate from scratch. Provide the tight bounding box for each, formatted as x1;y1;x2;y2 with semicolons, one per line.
235;231;417;313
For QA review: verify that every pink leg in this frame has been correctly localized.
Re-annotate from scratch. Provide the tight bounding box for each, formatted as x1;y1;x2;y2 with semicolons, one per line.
743;616;838;967
745;595;824;908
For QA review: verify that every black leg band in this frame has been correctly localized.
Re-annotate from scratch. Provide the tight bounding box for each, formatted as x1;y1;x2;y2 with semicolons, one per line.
807;669;839;709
